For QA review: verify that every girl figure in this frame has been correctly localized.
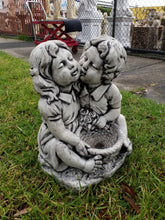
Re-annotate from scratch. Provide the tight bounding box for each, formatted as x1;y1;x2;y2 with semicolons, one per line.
29;40;102;173
79;35;132;153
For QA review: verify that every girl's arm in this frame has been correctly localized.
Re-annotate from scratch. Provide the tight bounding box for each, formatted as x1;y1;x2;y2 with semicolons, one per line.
47;119;80;146
46;119;88;156
38;98;88;156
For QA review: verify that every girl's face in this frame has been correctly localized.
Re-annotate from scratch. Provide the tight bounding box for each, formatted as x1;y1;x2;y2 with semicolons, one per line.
79;46;103;87
52;48;80;87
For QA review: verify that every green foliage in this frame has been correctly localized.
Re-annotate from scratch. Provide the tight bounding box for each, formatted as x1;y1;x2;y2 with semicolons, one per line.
0;34;6;38
17;35;32;41
0;52;165;219
97;6;112;16
162;6;165;12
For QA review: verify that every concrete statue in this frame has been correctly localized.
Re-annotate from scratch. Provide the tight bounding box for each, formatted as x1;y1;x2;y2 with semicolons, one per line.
80;0;97;12
67;0;77;19
45;0;51;18
78;0;101;18
77;0;103;43
107;0;134;47
51;0;77;19
29;36;132;190
52;0;62;19
101;12;108;35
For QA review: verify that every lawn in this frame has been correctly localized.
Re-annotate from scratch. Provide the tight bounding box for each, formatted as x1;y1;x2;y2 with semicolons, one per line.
0;51;164;219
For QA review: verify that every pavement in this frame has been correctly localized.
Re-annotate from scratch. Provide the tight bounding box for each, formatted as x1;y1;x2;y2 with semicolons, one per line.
0;37;165;104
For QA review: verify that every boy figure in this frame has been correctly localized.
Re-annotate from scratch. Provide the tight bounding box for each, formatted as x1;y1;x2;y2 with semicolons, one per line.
79;35;132;153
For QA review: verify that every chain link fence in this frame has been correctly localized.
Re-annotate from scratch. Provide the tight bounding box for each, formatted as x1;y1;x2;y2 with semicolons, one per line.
0;0;165;53
77;0;165;53
110;0;165;53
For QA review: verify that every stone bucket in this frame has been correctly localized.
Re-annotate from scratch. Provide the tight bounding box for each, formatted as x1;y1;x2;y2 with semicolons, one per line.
79;109;125;162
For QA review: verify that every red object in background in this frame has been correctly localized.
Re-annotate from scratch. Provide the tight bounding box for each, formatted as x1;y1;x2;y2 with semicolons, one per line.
26;1;81;53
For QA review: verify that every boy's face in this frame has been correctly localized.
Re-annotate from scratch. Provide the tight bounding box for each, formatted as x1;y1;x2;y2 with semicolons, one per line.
52;48;80;87
79;46;103;87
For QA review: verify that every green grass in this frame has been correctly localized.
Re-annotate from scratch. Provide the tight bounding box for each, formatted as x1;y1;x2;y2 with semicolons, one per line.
17;35;32;41
0;51;164;219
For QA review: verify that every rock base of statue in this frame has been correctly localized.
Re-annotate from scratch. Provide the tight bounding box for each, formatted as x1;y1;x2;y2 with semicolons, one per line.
38;121;132;191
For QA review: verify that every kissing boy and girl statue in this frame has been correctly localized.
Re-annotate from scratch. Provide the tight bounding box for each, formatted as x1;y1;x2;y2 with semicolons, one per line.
29;35;132;190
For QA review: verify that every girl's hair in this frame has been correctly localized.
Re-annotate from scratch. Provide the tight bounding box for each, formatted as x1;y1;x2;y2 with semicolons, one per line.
29;40;69;104
83;35;127;83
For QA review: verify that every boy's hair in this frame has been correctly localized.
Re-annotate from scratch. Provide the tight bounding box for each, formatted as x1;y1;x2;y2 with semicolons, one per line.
83;35;127;84
29;40;69;104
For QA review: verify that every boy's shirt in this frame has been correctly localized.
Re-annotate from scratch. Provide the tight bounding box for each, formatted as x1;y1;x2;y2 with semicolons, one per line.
80;83;122;115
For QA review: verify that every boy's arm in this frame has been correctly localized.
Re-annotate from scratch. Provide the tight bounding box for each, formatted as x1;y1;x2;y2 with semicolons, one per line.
96;84;121;128
103;108;121;122
96;108;121;128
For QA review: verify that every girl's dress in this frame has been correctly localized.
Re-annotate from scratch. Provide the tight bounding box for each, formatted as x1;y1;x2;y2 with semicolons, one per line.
38;89;80;171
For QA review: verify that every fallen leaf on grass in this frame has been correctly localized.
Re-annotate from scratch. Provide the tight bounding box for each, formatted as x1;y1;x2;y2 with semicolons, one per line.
121;182;136;199
146;116;155;121
123;195;140;214
14;207;31;217
120;182;140;214
97;203;111;220
131;89;147;96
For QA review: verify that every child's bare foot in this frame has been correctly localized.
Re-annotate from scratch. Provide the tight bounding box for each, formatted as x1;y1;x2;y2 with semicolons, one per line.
83;155;103;173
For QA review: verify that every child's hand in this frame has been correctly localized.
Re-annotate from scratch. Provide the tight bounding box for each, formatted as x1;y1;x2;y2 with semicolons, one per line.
96;116;106;128
76;140;89;156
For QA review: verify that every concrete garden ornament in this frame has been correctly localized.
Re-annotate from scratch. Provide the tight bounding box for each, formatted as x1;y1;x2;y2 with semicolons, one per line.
29;36;132;190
